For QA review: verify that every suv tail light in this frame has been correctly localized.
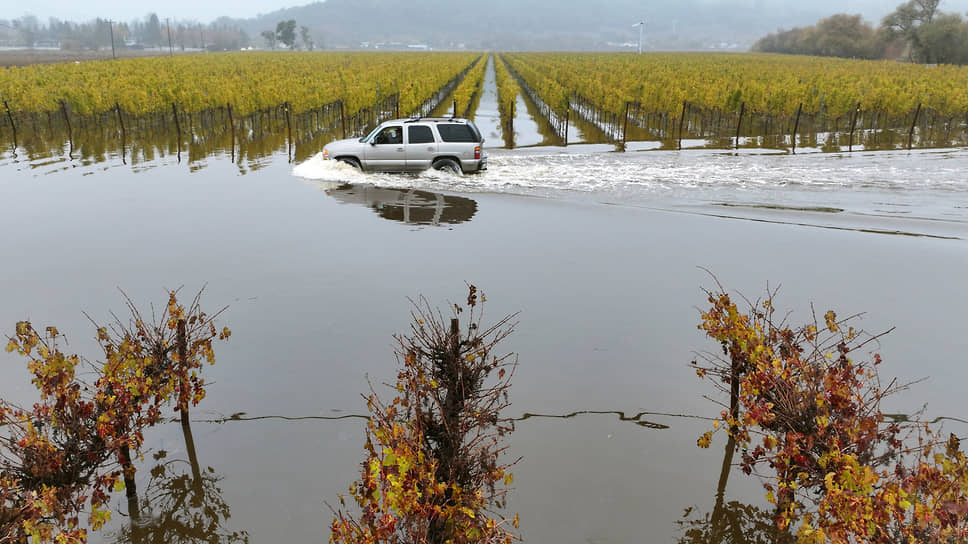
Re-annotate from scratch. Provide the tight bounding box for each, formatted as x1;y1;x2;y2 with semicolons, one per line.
474;146;481;160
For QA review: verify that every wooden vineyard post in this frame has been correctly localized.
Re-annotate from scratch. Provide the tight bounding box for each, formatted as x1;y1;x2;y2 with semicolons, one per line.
622;101;630;148
176;318;190;430
908;102;922;150
735;102;745;150
60;99;73;158
508;99;515;148
227;103;235;162
115;102;126;164
172;102;182;161
791;102;802;154
284;101;293;161
3;99;17;149
564;104;570;146
340;100;346;139
678;101;687;151
848;102;861;152
453;99;457;117
119;443;140;522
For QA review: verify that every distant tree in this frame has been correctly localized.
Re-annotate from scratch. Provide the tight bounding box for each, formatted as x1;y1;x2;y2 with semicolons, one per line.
275;19;296;50
752;27;806;55
753;14;881;59
299;25;313;50
882;0;941;61
260;29;275;49
206;26;247;51
811;14;879;58
13;15;39;48
145;13;163;48
916;13;968;64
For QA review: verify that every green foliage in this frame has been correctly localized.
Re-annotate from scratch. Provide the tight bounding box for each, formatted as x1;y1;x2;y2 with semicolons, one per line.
493;55;519;147
754;0;968;65
276;20;297;50
0;51;478;118
300;25;314;51
692;287;968;543
501;51;968;121
331;286;519;544
753;15;882;60
433;56;486;118
260;30;276;49
916;13;968;65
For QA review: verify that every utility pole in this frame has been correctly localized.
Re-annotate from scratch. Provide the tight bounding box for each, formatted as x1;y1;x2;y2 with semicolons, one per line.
108;20;116;59
166;18;173;56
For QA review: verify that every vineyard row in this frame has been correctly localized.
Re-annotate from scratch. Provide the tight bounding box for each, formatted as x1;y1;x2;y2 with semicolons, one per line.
0;53;484;162
500;52;968;150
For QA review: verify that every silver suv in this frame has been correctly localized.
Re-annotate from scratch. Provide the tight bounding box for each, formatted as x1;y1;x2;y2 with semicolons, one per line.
321;117;487;175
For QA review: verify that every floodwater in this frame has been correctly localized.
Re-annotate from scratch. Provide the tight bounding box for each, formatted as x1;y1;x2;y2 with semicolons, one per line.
2;66;968;544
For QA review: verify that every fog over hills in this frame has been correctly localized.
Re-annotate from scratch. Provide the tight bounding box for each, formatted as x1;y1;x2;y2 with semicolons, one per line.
9;0;968;50
226;0;968;50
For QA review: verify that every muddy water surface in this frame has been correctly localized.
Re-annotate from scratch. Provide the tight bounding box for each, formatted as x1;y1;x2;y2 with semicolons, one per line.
2;97;968;544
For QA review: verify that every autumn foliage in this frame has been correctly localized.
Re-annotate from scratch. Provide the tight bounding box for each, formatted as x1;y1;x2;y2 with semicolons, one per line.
1;289;229;543
331;286;519;544
693;288;968;543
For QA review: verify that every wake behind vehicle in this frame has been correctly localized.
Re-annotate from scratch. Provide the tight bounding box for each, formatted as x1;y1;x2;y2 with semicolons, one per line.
321;117;487;175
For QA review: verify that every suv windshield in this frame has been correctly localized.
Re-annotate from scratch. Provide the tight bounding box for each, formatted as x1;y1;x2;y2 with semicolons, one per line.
360;126;381;142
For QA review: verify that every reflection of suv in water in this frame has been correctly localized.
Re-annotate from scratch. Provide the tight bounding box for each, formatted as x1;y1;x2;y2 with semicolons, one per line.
321;117;487;175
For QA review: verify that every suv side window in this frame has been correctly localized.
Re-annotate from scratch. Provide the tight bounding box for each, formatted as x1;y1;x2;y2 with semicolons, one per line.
436;124;477;143
373;126;403;145
408;125;434;144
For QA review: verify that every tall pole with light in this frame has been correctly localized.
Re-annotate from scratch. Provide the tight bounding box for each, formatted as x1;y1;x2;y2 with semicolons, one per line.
633;20;645;54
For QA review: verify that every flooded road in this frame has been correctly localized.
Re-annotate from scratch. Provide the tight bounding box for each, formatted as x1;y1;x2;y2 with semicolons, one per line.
2;141;967;543
295;145;968;240
2;67;968;543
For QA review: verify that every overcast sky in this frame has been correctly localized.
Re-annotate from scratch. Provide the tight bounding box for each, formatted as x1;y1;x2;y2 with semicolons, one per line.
7;0;298;23
8;0;968;25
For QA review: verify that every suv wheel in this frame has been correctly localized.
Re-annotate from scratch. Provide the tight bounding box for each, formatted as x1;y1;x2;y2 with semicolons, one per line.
337;157;361;170
432;158;463;176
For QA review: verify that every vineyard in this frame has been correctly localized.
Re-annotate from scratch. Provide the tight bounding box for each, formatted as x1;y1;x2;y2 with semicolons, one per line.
501;52;968;150
431;55;487;118
493;55;518;148
2;51;968;164
0;51;480;163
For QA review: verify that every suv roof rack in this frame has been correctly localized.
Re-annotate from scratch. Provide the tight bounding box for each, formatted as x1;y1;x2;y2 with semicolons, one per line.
400;117;469;124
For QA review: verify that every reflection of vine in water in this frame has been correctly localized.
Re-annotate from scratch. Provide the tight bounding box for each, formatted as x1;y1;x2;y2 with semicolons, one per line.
113;420;248;544
198;409;713;430
518;410;686;429
0;110;339;172
677;435;794;544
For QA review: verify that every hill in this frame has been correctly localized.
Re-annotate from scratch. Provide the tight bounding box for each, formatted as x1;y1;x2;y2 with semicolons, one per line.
227;0;877;51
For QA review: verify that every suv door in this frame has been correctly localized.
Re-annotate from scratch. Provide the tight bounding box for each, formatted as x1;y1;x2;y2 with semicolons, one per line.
405;124;437;171
363;125;405;171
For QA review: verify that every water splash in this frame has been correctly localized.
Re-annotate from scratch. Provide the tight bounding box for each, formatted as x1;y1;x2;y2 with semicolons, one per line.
292;146;968;226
